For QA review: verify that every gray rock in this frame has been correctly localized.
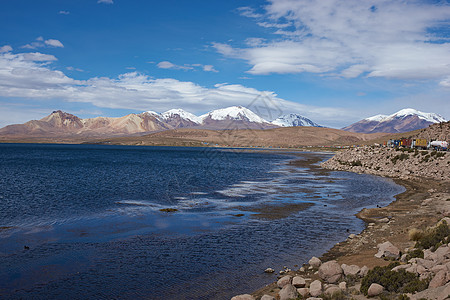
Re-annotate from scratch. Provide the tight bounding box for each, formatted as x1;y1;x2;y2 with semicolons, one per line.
359;265;369;277
230;294;255;300
292;276;306;288
278;284;299;300
367;283;384;297
260;295;275;300
341;264;360;277
264;268;275;273
375;241;400;259
324;286;341;296
309;256;322;268
339;281;347;291
297;287;309;297
306;298;324;300
410;282;450;300
309;280;323;297
429;270;448;289
318;260;343;283
277;275;292;288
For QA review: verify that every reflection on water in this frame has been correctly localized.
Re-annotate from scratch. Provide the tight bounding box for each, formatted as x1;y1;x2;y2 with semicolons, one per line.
0;144;405;299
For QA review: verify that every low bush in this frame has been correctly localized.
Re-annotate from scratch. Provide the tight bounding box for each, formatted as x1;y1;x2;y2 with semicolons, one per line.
405;248;424;261
360;262;428;295
391;153;409;164
415;220;450;251
408;228;424;241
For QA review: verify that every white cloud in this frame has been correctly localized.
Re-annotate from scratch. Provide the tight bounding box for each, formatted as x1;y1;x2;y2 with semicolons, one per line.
98;0;113;4
0;50;352;126
157;61;193;70
219;0;450;85
59;10;70;15
45;39;64;48
0;45;12;53
203;65;218;72
157;61;218;72
22;37;64;49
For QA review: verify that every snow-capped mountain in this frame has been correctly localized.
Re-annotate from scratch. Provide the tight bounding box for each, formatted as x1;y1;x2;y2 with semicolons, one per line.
343;108;447;134
200;106;276;129
160;109;202;128
200;106;268;123
271;113;321;127
0;106;324;137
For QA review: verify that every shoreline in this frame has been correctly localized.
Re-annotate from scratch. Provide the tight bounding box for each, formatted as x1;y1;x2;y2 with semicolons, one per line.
246;150;449;299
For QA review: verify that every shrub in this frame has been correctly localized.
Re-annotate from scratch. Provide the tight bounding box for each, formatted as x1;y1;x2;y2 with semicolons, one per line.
415;220;449;251
391;153;409;164
360;262;428;295
405;248;424;261
408;228;423;241
351;160;362;166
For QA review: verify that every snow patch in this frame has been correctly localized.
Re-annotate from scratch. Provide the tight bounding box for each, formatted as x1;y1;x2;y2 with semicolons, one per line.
364;108;446;123
161;108;202;124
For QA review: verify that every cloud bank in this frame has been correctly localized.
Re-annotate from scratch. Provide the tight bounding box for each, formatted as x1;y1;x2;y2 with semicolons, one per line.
216;0;450;86
0;48;347;126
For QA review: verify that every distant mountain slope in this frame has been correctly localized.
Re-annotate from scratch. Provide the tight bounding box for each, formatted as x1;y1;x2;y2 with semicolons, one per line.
0;106;324;138
343;108;447;134
271;113;321;127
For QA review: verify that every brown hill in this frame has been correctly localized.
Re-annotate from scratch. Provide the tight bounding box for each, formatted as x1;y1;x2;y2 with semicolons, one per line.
96;127;388;148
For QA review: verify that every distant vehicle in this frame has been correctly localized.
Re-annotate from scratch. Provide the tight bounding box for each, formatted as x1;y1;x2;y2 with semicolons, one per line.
388;139;400;148
412;138;427;149
400;138;412;148
429;141;448;151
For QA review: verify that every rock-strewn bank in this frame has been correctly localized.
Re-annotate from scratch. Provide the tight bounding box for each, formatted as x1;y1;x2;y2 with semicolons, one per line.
231;147;450;300
321;146;449;181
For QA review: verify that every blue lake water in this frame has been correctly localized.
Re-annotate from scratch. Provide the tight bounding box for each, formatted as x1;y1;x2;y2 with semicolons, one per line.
0;144;405;299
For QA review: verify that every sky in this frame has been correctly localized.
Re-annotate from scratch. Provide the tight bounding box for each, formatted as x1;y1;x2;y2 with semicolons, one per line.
0;0;449;128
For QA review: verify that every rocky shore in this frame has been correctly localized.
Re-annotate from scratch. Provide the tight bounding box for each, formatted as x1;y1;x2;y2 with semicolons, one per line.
230;147;450;300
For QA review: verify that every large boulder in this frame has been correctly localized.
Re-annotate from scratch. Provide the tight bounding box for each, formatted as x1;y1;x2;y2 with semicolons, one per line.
375;241;400;259
359;265;369;277
277;275;292;288
318;260;343;283
278;284;299;300
325;285;341;296
309;280;323;297
260;295;275;300
309;256;322;268
367;283;384;297
292;276;306;288
231;294;255;300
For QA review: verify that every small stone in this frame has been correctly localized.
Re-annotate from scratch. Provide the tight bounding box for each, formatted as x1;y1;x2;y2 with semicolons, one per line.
277;275;293;288
297;287;309;297
375;241;400;259
325;286;341;296
341;264;360;277
231;294;255;300
260;295;275;300
309;280;322;297
292;276;306;288
378;217;390;223
359;266;369;277
339;281;347;291
278;284;299;300
367;283;384;297
309;256;322;268
264;268;275;273
299;267;305;272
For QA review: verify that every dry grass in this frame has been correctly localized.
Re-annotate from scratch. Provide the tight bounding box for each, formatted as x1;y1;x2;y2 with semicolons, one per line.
408;228;424;241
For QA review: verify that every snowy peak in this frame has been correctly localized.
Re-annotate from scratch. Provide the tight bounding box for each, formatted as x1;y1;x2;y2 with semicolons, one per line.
344;108;447;134
271;113;321;127
200;106;269;123
364;108;446;123
161;109;201;124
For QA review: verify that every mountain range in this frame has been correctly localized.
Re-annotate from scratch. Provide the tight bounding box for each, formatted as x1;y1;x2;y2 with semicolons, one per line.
0;107;446;139
0;106;319;138
343;108;446;134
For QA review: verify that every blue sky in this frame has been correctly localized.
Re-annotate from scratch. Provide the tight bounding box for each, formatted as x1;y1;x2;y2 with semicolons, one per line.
0;0;449;128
